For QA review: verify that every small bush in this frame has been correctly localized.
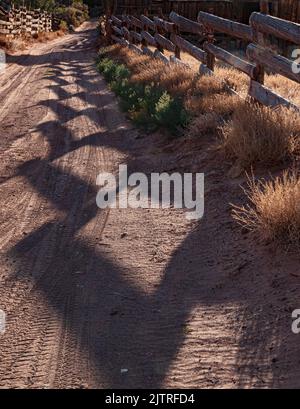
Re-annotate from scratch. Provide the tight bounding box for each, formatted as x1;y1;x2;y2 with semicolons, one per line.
188;113;222;137
96;54;189;135
0;35;13;50
114;64;130;81
220;102;300;168
232;170;300;247
97;57;117;82
59;20;68;32
154;92;189;134
54;1;88;29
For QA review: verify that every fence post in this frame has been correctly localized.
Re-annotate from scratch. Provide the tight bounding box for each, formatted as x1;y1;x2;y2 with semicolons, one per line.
174;24;181;59
158;7;164;20
141;13;148;49
250;3;266;83
105;9;112;43
121;14;128;42
259;0;269;14
204;31;215;71
155;9;164;53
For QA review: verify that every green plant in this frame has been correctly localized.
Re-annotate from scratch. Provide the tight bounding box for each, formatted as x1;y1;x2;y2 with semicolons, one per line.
59;20;68;32
97;57;117;82
154;92;189;134
114;64;130;81
54;1;89;29
96;53;189;135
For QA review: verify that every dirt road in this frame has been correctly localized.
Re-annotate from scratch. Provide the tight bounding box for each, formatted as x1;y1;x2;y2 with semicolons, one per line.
0;22;300;389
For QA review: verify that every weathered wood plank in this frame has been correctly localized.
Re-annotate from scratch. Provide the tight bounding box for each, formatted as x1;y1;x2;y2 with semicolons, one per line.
130;30;142;43
142;46;154;57
205;42;257;78
111;34;128;46
140;14;155;30
198;11;253;42
250;12;300;44
111;25;123;36
111;15;122;27
141;30;156;46
120;15;131;26
154;49;169;64
247;43;300;83
169;11;203;35
130;16;143;29
128;43;143;55
170;55;191;68
154;33;176;52
153;17;175;33
249;79;300;110
170;33;207;63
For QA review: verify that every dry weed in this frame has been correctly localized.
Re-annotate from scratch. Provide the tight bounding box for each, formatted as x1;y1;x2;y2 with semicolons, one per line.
232;169;300;247
220;102;300;167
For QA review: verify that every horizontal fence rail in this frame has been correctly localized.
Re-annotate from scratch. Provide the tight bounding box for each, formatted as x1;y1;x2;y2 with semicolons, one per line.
106;8;300;111
0;5;52;37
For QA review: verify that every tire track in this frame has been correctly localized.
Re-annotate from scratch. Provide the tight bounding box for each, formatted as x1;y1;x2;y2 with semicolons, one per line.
0;17;139;388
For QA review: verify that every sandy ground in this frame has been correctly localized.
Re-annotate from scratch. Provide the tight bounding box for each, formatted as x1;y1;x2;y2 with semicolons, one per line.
1;21;300;389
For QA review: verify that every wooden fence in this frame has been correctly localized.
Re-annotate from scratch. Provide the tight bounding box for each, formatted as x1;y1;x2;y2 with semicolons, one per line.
106;4;300;111
0;5;52;37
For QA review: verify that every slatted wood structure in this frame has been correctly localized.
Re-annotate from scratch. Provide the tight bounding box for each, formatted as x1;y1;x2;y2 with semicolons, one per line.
107;1;300;111
168;0;234;21
113;1;300;23
0;4;52;37
275;0;300;22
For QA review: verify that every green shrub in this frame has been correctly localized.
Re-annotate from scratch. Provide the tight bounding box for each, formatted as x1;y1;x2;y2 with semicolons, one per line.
154;92;189;134
96;54;189;135
97;58;117;82
114;64;130;81
54;1;88;29
59;20;68;32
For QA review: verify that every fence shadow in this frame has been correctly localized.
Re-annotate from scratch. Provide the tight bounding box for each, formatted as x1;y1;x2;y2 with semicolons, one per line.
3;23;300;388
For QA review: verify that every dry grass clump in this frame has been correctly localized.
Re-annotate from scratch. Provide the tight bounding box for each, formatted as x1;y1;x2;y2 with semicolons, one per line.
187;113;222;137
214;65;249;96
186;95;241;138
157;65;195;96
131;60;168;83
33;31;65;42
186;93;240;116
0;30;65;52
129;56;196;98
184;74;241;127
265;74;300;106
232;170;300;247
220;102;300;167
191;74;229;96
104;45;235;101
112;46;153;74
0;34;13;50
